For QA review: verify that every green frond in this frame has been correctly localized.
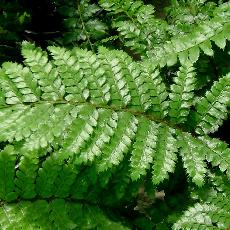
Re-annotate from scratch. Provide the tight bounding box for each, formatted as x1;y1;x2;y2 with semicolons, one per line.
0;43;229;203
21;42;65;101
168;61;196;124
199;136;230;176
55;0;108;48
99;0;167;55
53;163;76;198
60;105;100;160
0;199;129;229
174;155;230;229
99;0;153;15
166;0;217;36
177;132;207;186
0;145;17;201
21;42;49;72
95;112;138;172
173;193;230;229
147;2;230;67
15;151;38;199
151;125;178;185
194;73;230;135
1;1;230;229
130;118;158;180
0;103;76;148
0;62;40;104
0;100;217;189
140;63;169;117
36;152;64;198
47;45;169;116
207;172;230;194
76;109;117;164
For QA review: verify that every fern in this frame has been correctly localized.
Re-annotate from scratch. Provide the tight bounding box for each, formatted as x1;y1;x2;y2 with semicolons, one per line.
0;199;129;229
147;2;230;66
165;0;217;36
173;173;230;229
194;73;230;135
173;196;230;230
54;0;108;49
0;1;230;228
99;0;168;56
168;61;196;124
0;41;229;190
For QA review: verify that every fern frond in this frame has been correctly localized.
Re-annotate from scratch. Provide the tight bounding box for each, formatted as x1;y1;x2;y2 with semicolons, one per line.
194;73;230;135
0;42;230;196
207;172;230;193
1;100;229;190
53;163;76;198
95;112;138;172
168;61;196;124
177;132;207;186
147;2;230;67
0;62;40;104
0;199;129;229
1;1;230;229
130;118;158;180
166;0;217;36
15;151;38;199
21;42;65;101
173;193;230;230
55;0;108;48
36;152;65;198
0;145;17;202
151;125;178;185
47;45;169;115
99;0;167;55
199;136;230;176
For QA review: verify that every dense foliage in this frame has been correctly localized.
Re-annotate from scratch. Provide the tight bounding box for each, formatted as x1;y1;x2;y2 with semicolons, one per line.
0;0;230;229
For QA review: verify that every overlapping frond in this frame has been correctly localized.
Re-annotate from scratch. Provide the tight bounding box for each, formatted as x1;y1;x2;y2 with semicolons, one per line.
55;0;108;48
99;0;167;55
194;73;230;135
173;162;230;229
147;2;230;67
173;193;230;230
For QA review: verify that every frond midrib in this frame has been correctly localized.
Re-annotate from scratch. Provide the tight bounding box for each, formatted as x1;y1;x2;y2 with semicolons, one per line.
0;99;189;134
